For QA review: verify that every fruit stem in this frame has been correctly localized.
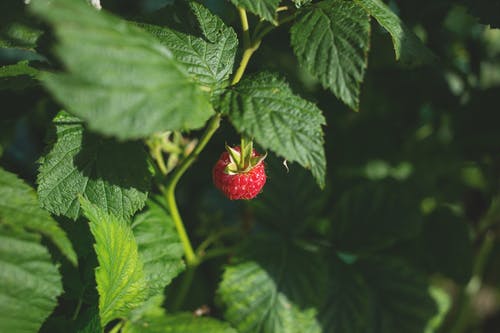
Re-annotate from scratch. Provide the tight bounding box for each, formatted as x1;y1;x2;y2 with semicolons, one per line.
164;114;222;267
239;134;252;169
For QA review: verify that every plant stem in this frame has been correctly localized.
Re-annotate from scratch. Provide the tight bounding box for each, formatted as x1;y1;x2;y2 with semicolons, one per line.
152;146;168;175
172;267;196;311
196;226;240;256
109;320;124;333
231;8;262;85
202;245;239;261
449;231;496;333
238;7;251;50
164;114;222;267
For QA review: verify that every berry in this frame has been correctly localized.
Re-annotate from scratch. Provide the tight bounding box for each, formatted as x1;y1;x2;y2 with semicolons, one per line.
212;146;266;200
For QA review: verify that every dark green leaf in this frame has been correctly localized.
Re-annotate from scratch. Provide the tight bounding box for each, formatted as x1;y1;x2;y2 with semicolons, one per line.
0;21;43;50
217;72;326;188
124;312;237;333
357;257;450;333
218;236;324;333
319;258;371;333
0;167;77;265
290;0;371;110
132;198;185;298
30;0;213;139
230;0;280;23
81;198;148;327
330;180;422;253
0;61;39;91
422;209;473;284
354;0;436;66
251;159;326;234
37;112;151;220
0;225;62;333
140;2;238;91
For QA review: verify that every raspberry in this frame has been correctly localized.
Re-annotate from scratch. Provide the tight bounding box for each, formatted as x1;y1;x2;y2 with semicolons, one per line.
212;146;266;200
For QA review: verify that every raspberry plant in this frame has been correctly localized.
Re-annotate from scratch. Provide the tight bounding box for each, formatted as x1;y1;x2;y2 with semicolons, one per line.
1;0;500;333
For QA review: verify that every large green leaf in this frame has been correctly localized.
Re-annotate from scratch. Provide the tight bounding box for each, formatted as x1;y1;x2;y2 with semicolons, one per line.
251;159;326;234
218;236;324;333
37;112;151;220
30;0;213;140
330;180;422;253
140;2;238;91
217;72;326;188
132;198;185;298
230;0;280;23
357;257;449;333
290;0;371;110
124;312;237;333
354;0;435;66
0;225;62;333
319;258;371;333
81;198;148;326
421;209;473;284
0;167;77;265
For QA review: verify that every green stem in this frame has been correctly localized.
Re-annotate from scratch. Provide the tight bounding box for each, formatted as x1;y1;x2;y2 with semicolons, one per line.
109;320;124;333
449;231;495;333
231;41;261;85
196;226;240;256
202;245;239;262
164;114;222;267
153;146;168;175
172;267;196;311
231;8;262;85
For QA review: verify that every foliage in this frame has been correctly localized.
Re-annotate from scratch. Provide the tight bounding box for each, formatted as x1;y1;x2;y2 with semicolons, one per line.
1;0;499;332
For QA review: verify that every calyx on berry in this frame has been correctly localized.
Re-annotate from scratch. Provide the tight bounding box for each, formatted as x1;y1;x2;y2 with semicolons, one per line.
224;140;267;175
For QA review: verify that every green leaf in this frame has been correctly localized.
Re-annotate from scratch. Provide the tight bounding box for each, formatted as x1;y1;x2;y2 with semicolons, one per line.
217;72;326;188
218;236;324;333
132;198;185;298
0;225;62;333
124;312;237;333
140;2;238;91
292;0;313;8
0;60;38;89
37;112;151;220
75;307;102;333
30;0;213;140
251;159;326;234
330;180;422;253
81;198;148;326
354;0;435;66
230;0;280;23
290;0;371;110
0;167;77;265
319;258;371;333
421;209;473;284
358;257;449;333
0;19;43;51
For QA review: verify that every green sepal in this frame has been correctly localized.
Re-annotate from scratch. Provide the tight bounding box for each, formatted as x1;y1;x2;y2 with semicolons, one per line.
223;142;266;175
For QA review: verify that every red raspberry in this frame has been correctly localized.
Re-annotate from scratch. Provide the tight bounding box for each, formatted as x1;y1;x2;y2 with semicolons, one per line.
212;147;266;200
